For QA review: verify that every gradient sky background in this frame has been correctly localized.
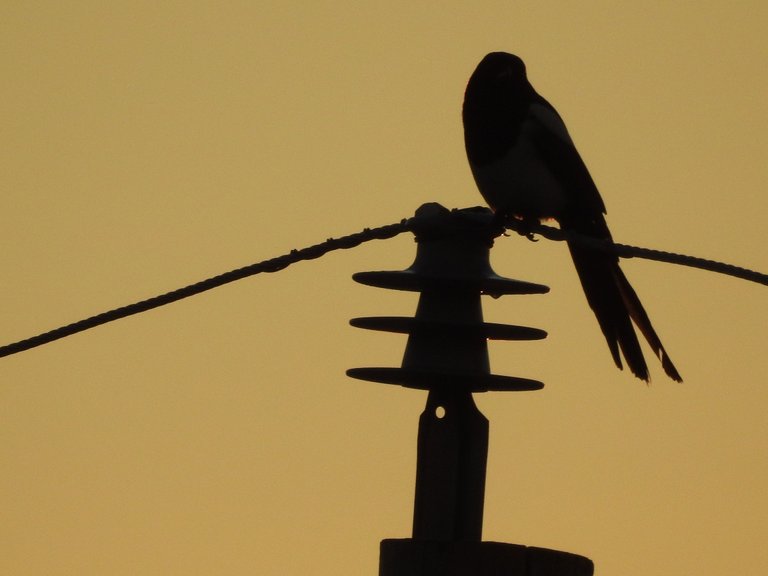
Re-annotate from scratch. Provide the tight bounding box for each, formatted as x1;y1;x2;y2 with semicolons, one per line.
2;2;767;575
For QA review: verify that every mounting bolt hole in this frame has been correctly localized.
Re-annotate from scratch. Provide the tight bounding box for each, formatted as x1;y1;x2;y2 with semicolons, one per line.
435;406;446;419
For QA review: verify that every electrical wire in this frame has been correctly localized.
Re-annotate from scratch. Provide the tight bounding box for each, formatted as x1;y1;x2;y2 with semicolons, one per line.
0;220;409;359
0;212;764;359
506;218;768;286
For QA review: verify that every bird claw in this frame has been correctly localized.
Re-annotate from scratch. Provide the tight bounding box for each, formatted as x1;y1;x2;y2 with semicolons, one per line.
510;216;540;241
491;211;540;241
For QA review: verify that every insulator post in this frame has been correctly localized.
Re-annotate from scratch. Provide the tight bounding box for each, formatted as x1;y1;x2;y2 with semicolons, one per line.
348;203;548;392
348;203;593;575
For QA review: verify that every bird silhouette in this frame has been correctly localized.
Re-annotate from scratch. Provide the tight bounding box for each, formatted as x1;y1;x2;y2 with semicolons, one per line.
463;52;681;382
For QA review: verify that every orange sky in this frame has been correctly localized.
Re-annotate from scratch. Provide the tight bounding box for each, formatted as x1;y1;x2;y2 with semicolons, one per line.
2;2;767;575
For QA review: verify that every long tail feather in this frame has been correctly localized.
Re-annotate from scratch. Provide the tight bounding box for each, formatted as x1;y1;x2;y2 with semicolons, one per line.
567;240;652;381
614;267;683;382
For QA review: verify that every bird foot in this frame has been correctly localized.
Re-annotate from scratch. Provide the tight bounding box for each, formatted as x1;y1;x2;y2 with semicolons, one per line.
508;215;540;242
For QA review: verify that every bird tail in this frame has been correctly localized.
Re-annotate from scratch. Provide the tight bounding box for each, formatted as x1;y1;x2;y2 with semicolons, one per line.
566;230;682;383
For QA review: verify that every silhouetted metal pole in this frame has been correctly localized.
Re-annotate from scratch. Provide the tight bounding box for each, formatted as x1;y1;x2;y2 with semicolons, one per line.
349;203;593;576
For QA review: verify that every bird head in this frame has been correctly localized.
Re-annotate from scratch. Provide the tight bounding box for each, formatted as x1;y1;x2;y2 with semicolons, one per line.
466;52;531;99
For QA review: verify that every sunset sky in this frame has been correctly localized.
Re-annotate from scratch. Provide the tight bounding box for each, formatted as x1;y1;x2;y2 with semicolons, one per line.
2;2;767;575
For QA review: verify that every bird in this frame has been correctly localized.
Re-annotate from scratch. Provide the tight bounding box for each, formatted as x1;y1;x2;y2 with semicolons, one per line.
462;51;681;382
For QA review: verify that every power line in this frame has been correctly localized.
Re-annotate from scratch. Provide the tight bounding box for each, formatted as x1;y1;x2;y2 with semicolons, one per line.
505;218;768;286
0;220;410;359
0;210;764;359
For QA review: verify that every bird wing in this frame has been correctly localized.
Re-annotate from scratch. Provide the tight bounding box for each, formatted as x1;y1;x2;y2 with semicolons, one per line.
525;100;607;223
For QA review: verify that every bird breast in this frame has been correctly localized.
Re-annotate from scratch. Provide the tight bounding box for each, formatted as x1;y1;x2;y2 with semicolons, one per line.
470;123;569;219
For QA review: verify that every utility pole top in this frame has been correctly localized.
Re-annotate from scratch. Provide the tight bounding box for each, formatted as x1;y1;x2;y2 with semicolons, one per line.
348;204;594;575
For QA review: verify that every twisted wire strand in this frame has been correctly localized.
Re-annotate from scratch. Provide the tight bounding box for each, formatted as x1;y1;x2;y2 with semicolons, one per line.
0;220;411;359
503;218;768;286
0;213;764;359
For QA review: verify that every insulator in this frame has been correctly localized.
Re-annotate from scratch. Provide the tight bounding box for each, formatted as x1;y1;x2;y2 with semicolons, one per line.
347;203;549;392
